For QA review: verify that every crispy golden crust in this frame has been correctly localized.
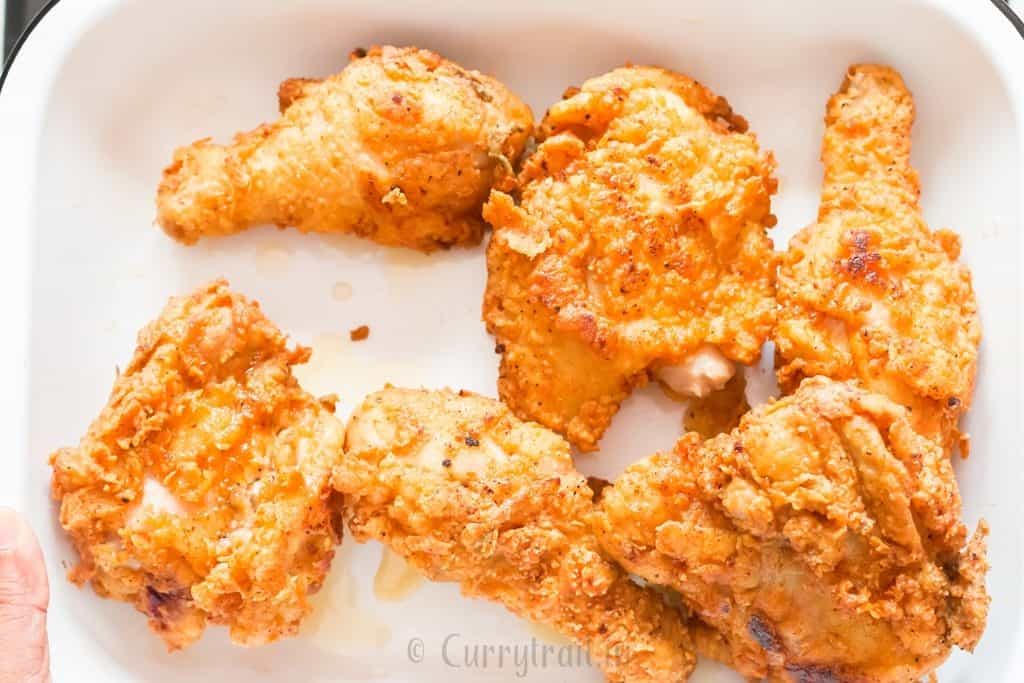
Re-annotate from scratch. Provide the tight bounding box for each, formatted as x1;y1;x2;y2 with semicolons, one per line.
596;377;989;681
157;45;533;251
334;387;696;683
776;65;980;453
50;281;346;650
484;66;777;451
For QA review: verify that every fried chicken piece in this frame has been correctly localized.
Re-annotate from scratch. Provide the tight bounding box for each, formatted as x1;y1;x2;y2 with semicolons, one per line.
484;66;777;451
596;377;989;681
776;65;980;454
334;387;696;682
157;45;533;251
50;280;346;650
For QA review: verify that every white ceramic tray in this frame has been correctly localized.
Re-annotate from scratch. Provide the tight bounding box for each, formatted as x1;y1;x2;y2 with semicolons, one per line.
1;0;1021;680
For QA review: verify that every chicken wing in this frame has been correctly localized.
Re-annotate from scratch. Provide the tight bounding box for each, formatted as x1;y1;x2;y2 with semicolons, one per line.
334;387;696;682
596;377;989;681
157;45;533;251
775;65;980;454
50;280;346;650
484;66;777;451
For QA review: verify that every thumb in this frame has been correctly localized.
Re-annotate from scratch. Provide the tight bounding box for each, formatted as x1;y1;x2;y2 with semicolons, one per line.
0;508;51;683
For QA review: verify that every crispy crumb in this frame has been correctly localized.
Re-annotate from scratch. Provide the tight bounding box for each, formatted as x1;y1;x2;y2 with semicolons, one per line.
349;325;370;341
381;186;408;206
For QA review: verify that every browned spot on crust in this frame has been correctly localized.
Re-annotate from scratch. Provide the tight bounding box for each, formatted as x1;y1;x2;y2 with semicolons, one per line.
748;614;782;653
146;586;186;619
349;325;370;342
784;663;842;683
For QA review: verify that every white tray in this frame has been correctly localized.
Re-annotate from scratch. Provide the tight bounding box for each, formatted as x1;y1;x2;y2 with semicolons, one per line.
1;0;1021;680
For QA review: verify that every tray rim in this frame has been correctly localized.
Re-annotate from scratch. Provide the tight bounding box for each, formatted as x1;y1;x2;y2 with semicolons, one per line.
0;0;1021;680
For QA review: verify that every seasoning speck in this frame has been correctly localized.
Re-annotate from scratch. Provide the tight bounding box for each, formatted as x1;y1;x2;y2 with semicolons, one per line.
465;437;479;447
442;459;452;468
350;325;370;342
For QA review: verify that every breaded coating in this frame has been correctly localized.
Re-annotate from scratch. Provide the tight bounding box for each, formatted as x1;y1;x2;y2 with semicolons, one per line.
157;45;533;251
596;377;989;682
484;66;777;451
776;65;980;454
50;281;346;650
334;387;696;683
